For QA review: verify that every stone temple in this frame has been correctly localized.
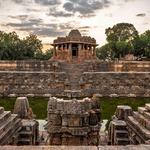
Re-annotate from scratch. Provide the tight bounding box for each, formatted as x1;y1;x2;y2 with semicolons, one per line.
47;96;101;145
51;29;98;62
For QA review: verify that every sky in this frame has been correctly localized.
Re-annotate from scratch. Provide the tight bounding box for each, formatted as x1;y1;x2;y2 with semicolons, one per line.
0;0;150;48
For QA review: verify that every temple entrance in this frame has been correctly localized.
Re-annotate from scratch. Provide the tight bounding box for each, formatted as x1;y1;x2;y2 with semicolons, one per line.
72;44;78;58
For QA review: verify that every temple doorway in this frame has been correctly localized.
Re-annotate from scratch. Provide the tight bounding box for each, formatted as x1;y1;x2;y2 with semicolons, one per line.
72;44;78;58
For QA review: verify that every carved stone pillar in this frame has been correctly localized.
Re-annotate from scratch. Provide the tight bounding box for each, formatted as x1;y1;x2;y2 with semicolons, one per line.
54;45;56;56
65;44;67;50
61;44;63;50
78;44;82;51
93;45;96;56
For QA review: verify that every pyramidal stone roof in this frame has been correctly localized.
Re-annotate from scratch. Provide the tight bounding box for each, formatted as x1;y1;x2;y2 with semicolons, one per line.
53;29;97;45
68;29;82;38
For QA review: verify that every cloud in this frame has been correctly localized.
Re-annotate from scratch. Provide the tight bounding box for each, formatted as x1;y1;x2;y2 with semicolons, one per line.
17;26;65;37
63;0;111;16
78;13;96;18
6;22;36;27
59;24;74;30
136;13;146;17
26;8;42;12
79;26;91;29
48;7;73;17
8;15;29;21
6;18;43;28
5;19;66;37
34;0;61;5
12;0;24;3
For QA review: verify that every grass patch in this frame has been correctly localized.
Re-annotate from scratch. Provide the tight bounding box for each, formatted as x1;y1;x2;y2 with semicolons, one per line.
0;97;49;119
0;97;149;120
101;97;150;120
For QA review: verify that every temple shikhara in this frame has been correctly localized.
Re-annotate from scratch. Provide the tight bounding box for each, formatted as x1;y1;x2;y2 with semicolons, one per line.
51;29;98;62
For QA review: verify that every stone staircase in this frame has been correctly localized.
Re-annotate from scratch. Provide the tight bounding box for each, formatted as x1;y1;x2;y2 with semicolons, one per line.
127;103;150;144
61;62;91;97
108;120;129;145
0;107;21;145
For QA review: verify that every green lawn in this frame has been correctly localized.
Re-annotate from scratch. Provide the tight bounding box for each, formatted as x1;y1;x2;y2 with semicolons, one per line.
0;97;150;120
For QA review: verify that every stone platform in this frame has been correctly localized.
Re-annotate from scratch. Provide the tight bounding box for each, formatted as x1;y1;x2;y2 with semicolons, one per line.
0;107;21;145
47;97;101;145
0;60;150;97
0;145;150;150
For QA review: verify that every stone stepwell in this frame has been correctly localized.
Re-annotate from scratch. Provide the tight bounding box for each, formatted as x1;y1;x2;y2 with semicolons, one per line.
0;60;150;97
108;103;150;145
0;107;21;145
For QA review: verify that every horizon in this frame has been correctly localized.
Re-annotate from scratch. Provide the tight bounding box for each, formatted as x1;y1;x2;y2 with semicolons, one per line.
0;0;150;47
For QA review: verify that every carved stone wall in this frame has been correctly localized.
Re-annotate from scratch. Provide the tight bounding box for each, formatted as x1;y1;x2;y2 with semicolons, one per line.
47;97;101;145
0;107;21;145
0;60;150;97
108;103;150;145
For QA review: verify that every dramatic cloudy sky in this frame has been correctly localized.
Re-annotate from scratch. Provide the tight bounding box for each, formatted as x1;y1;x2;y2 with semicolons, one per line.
0;0;150;47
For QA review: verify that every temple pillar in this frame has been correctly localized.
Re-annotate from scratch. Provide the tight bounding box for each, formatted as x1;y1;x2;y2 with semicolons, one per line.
69;43;72;51
65;44;67;50
78;44;82;61
61;44;63;50
69;43;72;61
78;44;82;51
93;45;96;56
54;45;56;56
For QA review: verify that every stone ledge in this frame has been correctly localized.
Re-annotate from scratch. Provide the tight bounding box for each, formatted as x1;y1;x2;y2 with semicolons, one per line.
0;145;150;150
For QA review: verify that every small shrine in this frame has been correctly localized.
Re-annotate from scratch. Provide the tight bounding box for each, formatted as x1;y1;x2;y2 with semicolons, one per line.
51;29;98;62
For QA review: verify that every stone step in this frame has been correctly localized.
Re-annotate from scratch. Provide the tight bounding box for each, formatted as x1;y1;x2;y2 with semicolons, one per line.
143;111;150;121
0;107;4;115
127;116;150;139
116;137;129;142
115;130;128;134
138;107;150;120
0;114;18;136
0;117;20;145
133;112;150;130
145;104;150;111
115;138;130;145
138;107;147;114
0;111;11;126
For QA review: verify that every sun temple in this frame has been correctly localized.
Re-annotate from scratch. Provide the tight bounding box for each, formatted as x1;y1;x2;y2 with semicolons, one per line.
51;29;98;62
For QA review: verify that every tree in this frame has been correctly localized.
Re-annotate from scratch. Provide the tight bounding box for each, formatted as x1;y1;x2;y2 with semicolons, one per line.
105;23;138;43
96;23;139;60
0;31;21;60
0;31;44;60
22;34;43;59
133;30;150;58
141;30;150;58
115;41;133;58
96;43;115;60
34;48;53;60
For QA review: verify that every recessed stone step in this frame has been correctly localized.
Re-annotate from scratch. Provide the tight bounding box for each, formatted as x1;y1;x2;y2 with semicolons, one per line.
116;137;129;142
116;138;130;145
127;116;150;139
145;104;150;111
133;112;150;130
0;117;20;144
115;130;128;134
0;111;11;125
0;114;18;136
138;107;147;114
143;111;150;121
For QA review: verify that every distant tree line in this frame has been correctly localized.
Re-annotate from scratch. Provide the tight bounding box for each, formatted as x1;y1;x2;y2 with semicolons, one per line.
0;31;53;60
96;23;150;60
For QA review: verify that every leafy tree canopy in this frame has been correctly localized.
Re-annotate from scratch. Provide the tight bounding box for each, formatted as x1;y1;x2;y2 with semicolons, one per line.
105;23;138;43
0;31;52;60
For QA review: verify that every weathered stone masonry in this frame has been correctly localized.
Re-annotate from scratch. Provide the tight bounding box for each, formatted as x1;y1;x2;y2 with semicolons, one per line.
47;97;101;145
0;60;150;97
